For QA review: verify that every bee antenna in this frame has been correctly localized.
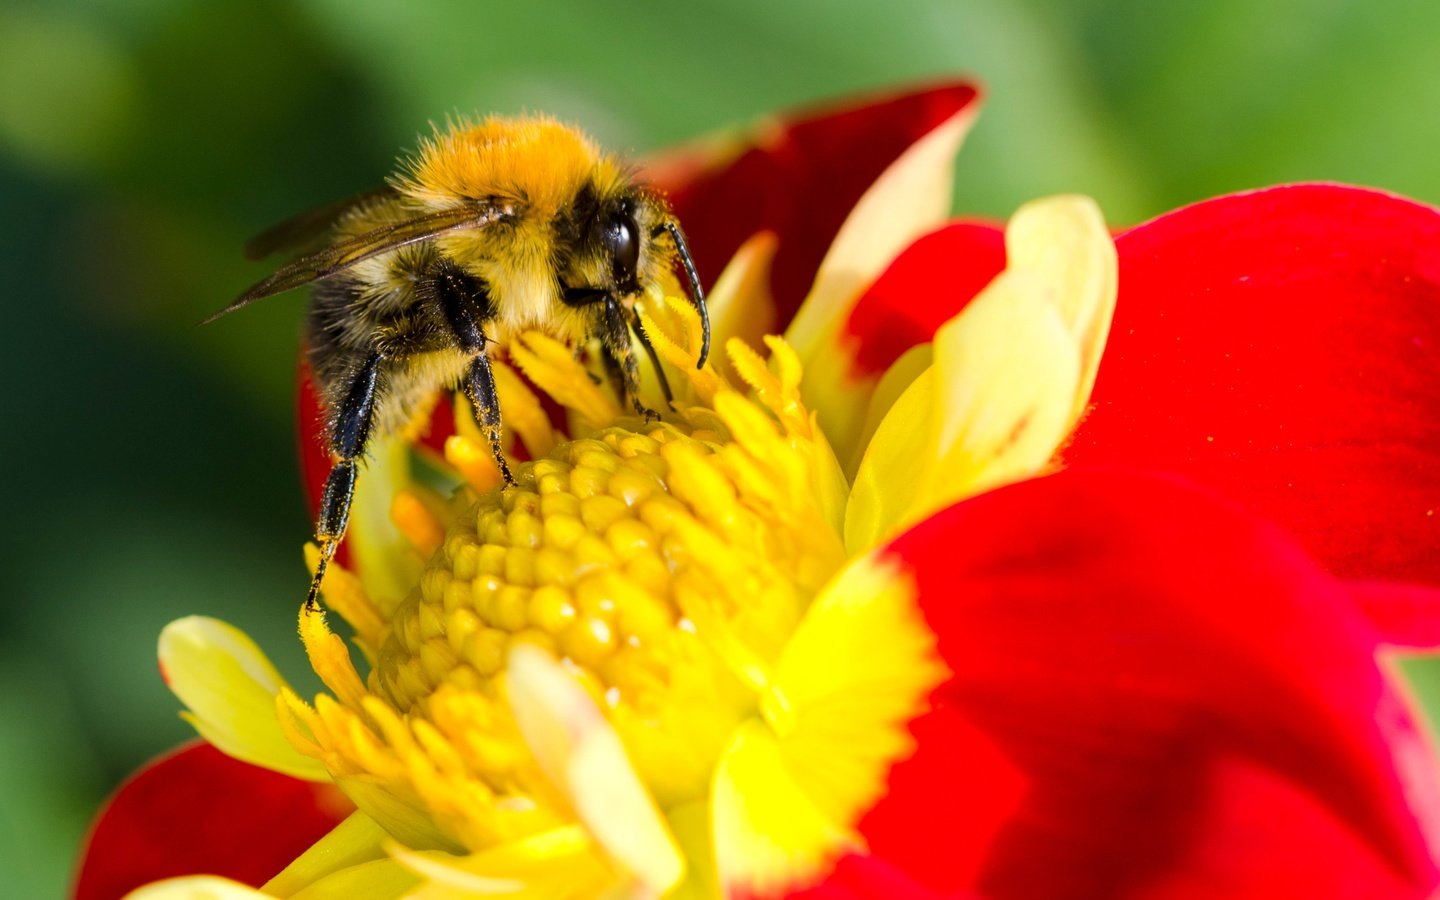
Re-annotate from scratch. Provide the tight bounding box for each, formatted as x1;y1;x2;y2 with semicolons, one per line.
663;220;710;368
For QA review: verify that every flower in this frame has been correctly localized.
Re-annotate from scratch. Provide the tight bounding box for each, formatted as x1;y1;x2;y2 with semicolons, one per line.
75;83;1440;900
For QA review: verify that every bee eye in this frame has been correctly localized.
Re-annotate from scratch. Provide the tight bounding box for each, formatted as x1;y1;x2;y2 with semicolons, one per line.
602;213;640;283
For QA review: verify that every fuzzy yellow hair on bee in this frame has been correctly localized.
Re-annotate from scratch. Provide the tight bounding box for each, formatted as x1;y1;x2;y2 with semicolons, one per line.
397;114;627;215
208;113;710;612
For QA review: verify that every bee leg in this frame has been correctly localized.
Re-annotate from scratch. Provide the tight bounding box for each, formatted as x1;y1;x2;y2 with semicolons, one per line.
307;350;383;612
432;262;514;486
627;308;674;408
602;294;657;421
464;350;516;487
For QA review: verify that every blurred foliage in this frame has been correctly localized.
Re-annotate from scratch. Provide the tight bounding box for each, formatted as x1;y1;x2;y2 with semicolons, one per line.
2;0;1438;893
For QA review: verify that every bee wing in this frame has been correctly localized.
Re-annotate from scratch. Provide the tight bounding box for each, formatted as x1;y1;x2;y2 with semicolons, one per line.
243;185;399;261
203;201;506;325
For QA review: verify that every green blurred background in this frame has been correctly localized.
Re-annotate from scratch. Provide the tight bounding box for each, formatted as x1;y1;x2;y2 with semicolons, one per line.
3;0;1439;894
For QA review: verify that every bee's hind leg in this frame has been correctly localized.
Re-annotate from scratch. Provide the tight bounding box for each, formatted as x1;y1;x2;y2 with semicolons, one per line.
463;349;516;487
307;350;383;612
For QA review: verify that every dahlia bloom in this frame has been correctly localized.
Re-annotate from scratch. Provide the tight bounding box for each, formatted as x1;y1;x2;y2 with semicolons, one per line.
74;82;1440;900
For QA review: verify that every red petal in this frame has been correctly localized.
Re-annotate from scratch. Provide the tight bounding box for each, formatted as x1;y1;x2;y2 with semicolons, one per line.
1064;184;1440;586
72;742;351;899
842;219;1005;377
1350;581;1440;649
860;468;1440;899
646;81;982;329
781;853;976;900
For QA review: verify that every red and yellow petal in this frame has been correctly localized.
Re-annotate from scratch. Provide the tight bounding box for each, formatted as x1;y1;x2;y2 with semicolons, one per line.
73;742;352;900
844;196;1115;550
785;100;978;460
645;81;982;327
842;219;1006;378
848;468;1440;899
839;184;1440;588
1064;184;1440;587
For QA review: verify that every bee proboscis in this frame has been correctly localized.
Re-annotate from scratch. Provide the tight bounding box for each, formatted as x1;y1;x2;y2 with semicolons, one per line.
207;115;709;610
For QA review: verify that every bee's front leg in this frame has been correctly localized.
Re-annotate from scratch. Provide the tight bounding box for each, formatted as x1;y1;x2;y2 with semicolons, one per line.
626;306;674;408
308;350;383;612
601;294;659;421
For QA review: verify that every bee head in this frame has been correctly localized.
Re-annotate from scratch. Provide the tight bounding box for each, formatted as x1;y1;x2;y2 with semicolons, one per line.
559;180;710;367
599;203;642;295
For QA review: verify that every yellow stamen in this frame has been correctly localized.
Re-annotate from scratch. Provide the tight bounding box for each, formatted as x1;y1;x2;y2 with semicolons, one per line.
390;490;447;559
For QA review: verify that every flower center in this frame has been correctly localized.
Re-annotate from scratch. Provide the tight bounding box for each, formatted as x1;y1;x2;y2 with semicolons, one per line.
281;318;852;856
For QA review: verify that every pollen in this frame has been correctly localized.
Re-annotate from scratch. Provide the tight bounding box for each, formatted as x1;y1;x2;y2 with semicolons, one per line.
281;314;852;856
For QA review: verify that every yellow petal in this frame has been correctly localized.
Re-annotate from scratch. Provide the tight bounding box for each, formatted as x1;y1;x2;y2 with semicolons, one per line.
704;231;779;381
843;366;938;553
714;555;945;896
930;268;1080;492
263;811;391;897
506;645;685;893
1003;194;1117;426
287;858;419;900
844;195;1115;552
712;720;860;897
786;103;978;461
510;331;620;430
393;828;616;898
846;269;1079;551
123;876;270;900
846;341;932;476
158;617;329;782
332;775;465;854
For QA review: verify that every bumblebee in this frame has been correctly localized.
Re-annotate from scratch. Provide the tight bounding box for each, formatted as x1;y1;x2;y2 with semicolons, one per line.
207;115;709;610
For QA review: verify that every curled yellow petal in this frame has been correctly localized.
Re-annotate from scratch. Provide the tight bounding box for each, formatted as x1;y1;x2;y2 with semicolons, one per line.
159;617;329;782
930;269;1080;492
846;270;1079;551
845;194;1115;551
1003;194;1117;426
506;644;684;893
